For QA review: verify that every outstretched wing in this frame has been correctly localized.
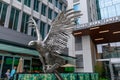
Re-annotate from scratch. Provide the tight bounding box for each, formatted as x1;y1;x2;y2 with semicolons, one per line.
43;9;82;54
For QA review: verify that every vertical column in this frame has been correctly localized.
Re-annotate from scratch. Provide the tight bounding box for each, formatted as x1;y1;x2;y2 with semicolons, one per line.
52;8;54;20
17;0;24;32
44;23;48;37
4;0;13;28
38;0;42;37
38;1;42;30
46;1;49;22
31;0;34;16
68;34;76;65
44;0;48;37
82;35;95;72
80;0;89;24
109;61;114;80
27;0;34;35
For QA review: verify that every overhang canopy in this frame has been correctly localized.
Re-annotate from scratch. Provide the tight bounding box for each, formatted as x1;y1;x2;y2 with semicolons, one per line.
0;43;39;56
73;17;120;44
0;43;76;60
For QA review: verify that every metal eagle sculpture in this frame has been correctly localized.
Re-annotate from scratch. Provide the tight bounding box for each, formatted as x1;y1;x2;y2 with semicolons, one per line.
28;9;82;80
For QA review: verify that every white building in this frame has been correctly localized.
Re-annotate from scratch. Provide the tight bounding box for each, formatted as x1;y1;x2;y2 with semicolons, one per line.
67;0;120;75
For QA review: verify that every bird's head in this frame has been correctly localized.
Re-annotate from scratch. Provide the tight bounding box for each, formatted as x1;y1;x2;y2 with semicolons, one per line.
28;41;37;46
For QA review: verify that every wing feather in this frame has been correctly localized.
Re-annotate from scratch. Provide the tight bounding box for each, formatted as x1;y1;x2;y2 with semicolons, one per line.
43;9;82;53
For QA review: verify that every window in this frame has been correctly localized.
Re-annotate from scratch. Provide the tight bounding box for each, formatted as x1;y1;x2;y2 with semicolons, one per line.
74;4;80;11
48;8;52;19
74;4;80;24
54;12;58;18
21;12;30;34
24;59;31;72
48;0;52;3
32;58;42;72
76;55;83;68
75;36;82;51
9;7;19;30
54;0;58;7
33;0;39;12
0;2;8;26
59;2;62;10
31;18;38;37
17;0;21;2
47;24;51;33
116;4;120;15
64;6;67;11
108;6;116;17
14;57;20;67
40;21;46;39
41;3;46;16
24;0;31;7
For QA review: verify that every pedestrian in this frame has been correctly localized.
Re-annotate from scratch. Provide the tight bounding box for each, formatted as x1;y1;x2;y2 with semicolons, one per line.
5;69;10;80
10;66;16;80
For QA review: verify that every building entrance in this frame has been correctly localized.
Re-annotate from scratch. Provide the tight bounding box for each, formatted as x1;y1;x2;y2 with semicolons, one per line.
97;58;120;80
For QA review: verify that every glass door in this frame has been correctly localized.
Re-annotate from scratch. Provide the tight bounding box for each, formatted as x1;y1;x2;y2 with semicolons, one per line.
23;58;31;73
14;57;20;67
1;56;13;78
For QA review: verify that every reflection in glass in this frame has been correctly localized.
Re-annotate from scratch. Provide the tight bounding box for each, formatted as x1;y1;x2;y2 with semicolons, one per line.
97;0;120;19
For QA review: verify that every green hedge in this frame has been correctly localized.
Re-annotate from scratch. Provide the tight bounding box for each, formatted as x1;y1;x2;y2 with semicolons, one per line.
14;73;99;80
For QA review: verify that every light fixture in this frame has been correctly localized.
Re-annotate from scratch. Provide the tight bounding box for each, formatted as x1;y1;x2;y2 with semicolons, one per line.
95;38;104;41
90;27;100;30
74;32;82;35
113;31;120;34
99;30;109;33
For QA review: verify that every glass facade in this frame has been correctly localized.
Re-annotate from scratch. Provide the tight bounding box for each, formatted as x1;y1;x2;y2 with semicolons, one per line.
33;0;39;12
0;2;8;26
9;7;19;30
59;2;62;10
97;0;120;19
0;53;35;78
21;12;30;34
48;8;53;19
41;3;46;16
24;0;31;7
